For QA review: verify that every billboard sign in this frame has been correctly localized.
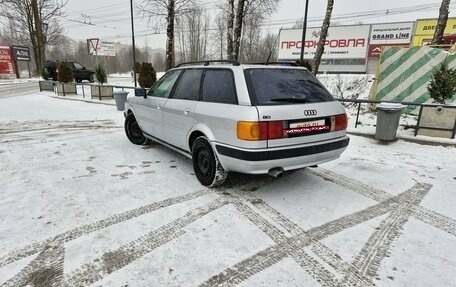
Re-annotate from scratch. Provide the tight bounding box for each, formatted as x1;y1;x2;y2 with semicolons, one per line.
12;45;31;61
368;22;414;58
413;18;456;46
278;25;370;60
87;39;116;57
0;45;15;75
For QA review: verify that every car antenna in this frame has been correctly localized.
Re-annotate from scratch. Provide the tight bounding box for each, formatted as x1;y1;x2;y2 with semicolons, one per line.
266;28;282;65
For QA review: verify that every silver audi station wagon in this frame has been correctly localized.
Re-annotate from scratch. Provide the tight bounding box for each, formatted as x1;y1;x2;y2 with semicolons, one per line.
123;61;349;187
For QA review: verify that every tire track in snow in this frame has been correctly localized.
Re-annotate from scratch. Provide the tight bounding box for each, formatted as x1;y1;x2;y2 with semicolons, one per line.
65;198;228;286
340;183;431;286
202;182;432;287
0;189;211;268
311;168;456;237
2;243;65;287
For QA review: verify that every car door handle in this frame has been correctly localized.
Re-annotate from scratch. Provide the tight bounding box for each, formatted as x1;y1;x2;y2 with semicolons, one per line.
156;106;162;110
184;110;190;115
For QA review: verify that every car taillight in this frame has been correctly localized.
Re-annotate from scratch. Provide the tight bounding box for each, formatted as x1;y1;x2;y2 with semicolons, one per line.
331;113;347;131
237;121;283;141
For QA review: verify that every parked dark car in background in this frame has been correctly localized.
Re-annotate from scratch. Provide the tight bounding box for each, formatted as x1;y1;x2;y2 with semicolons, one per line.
44;60;95;83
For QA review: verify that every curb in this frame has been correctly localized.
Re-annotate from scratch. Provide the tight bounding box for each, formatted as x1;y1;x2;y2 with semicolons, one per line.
347;131;456;148
48;94;116;107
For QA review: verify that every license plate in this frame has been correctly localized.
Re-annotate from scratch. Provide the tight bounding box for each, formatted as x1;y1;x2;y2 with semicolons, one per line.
290;119;325;128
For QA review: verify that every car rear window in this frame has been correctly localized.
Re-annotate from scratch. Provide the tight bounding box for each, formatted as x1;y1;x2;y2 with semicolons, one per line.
244;68;334;105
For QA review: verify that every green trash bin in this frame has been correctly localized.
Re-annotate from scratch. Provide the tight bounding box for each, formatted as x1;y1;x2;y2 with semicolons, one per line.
375;103;404;141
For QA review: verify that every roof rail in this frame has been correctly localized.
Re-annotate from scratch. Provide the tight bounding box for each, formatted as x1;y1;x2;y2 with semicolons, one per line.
246;61;298;66
175;60;241;68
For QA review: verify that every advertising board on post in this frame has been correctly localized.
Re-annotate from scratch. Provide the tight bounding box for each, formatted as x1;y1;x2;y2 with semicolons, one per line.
87;39;116;57
12;45;31;62
278;25;370;61
368;22;414;58
0;45;15;77
413;18;456;46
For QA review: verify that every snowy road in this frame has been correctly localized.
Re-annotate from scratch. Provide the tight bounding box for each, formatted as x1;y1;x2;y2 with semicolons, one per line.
0;93;455;286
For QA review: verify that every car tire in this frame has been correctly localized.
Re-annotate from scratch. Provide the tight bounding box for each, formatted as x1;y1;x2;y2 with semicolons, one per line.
89;74;94;83
192;136;227;187
124;113;150;145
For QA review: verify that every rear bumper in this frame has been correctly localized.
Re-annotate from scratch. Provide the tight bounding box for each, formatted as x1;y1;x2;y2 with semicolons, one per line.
214;136;349;174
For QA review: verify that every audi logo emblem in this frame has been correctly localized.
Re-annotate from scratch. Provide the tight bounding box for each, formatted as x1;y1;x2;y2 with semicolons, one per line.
304;109;317;116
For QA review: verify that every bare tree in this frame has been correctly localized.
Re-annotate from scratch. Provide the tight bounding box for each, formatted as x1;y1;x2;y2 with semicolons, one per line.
175;2;210;63
432;0;451;44
312;0;333;75
226;0;279;61
214;12;227;59
0;0;66;74
226;0;235;60
139;0;193;70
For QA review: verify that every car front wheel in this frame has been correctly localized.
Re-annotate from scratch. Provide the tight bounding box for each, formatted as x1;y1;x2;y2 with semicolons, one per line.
192;136;227;187
124;113;150;145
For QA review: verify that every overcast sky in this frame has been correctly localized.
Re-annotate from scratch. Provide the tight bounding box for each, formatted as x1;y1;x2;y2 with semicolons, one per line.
62;0;451;49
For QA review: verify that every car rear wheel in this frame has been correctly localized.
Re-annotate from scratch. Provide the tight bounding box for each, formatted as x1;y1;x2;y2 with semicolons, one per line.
192;136;227;187
125;113;150;145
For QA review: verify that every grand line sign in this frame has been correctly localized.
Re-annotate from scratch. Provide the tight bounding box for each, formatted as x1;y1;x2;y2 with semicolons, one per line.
278;25;370;60
368;22;414;58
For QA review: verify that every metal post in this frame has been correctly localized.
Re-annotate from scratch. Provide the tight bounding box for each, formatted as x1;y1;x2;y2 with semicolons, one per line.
299;0;310;62
130;0;137;87
355;102;361;128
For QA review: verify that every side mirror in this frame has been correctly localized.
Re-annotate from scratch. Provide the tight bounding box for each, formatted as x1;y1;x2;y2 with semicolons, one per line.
135;87;147;98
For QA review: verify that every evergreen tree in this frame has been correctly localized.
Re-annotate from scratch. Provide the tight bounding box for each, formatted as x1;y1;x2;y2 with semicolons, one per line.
427;60;456;104
57;61;74;83
95;65;107;84
138;62;157;88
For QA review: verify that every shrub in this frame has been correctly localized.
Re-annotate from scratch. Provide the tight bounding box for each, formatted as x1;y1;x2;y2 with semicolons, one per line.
42;68;50;80
427;59;456;104
95;65;107;84
134;62;141;73
295;59;312;71
57;61;74;83
138;62;157;88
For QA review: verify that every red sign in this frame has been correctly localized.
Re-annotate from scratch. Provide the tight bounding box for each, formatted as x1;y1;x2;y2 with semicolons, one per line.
368;44;409;58
0;45;15;75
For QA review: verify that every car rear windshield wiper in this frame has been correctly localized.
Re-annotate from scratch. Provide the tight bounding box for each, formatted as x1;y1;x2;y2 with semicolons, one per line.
269;97;309;103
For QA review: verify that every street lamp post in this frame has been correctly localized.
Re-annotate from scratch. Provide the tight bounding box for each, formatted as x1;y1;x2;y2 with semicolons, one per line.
130;0;137;87
300;0;310;62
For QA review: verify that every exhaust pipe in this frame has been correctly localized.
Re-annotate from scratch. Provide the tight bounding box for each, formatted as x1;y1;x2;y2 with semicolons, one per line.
268;167;284;178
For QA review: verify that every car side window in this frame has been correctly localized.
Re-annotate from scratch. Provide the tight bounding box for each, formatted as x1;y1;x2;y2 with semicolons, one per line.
74;62;84;70
148;70;182;98
172;69;203;101
202;70;237;104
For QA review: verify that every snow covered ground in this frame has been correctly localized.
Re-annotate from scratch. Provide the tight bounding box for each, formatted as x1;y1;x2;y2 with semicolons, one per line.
0;85;455;286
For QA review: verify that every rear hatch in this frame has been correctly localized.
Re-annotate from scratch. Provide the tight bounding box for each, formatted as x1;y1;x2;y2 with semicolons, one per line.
244;67;347;148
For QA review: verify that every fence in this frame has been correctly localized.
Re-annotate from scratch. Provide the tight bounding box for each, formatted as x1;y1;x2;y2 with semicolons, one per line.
337;98;456;138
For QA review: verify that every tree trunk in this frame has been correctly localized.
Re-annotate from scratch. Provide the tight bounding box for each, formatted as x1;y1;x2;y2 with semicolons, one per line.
31;0;44;74
432;0;451;44
227;0;235;60
165;0;175;70
233;0;245;61
312;0;334;75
